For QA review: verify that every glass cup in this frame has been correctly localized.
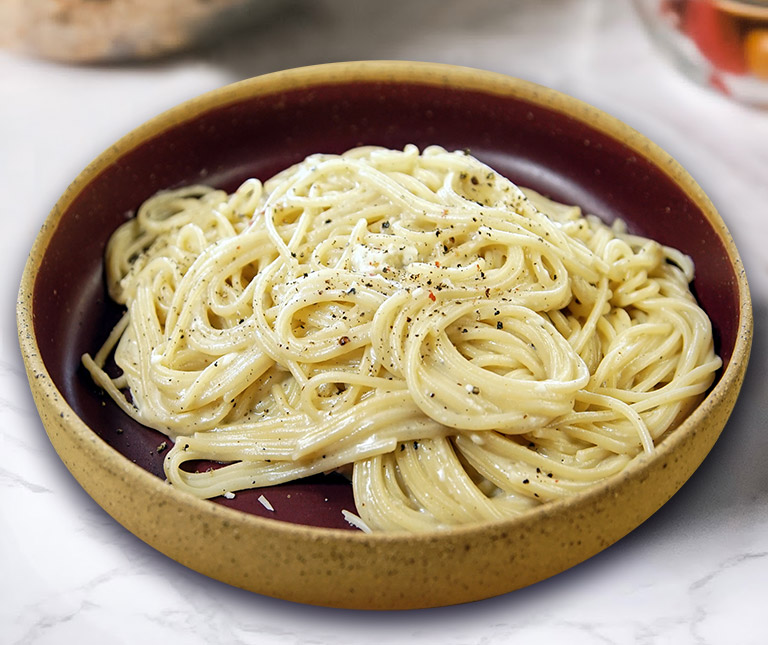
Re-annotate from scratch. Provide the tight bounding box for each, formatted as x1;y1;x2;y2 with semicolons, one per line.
634;0;768;107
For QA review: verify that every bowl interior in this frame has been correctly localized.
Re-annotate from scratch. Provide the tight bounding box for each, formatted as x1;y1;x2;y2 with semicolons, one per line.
31;70;741;530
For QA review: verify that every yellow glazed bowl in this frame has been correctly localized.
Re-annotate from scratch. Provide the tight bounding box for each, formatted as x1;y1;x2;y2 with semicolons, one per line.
17;61;752;610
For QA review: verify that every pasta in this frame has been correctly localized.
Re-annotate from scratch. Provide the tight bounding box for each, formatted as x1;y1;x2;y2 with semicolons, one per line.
82;145;721;532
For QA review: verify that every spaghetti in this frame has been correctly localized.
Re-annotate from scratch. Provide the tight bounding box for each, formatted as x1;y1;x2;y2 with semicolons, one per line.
82;145;721;532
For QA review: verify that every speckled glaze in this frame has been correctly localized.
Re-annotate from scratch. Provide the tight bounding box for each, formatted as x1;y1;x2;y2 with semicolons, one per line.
17;61;752;610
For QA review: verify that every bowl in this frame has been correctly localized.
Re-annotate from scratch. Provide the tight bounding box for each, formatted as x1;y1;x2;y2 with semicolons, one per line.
634;0;768;107
0;0;277;63
17;61;752;609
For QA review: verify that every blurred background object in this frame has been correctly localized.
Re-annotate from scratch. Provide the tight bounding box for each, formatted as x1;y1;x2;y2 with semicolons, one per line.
634;0;768;107
0;0;278;63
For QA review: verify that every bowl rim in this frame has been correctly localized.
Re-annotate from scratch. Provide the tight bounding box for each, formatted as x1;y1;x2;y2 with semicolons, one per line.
17;60;754;549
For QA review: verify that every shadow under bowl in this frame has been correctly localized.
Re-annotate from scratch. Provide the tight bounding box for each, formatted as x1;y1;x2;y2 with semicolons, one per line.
17;61;752;609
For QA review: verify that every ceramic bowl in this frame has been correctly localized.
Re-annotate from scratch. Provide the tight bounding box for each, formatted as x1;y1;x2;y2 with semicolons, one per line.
0;0;278;63
17;61;752;610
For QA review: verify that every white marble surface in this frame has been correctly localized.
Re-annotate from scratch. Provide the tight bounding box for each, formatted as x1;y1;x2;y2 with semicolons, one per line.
2;1;767;643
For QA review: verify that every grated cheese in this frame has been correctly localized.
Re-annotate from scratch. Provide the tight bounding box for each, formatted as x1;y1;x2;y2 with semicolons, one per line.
341;509;372;533
257;494;274;511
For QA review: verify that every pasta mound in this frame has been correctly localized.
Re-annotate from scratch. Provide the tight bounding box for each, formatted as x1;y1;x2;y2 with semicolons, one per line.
83;145;721;532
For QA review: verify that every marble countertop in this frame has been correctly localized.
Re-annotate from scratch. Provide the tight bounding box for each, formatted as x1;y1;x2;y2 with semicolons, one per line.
2;1;767;643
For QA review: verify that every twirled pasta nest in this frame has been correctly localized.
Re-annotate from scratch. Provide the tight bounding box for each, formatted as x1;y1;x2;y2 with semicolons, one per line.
83;145;721;532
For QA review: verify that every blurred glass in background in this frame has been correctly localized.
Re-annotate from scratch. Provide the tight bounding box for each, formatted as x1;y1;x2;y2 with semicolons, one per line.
0;0;278;63
634;0;768;107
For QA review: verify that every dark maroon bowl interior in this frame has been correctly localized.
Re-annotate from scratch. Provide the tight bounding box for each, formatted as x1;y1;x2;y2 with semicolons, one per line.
32;78;740;530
